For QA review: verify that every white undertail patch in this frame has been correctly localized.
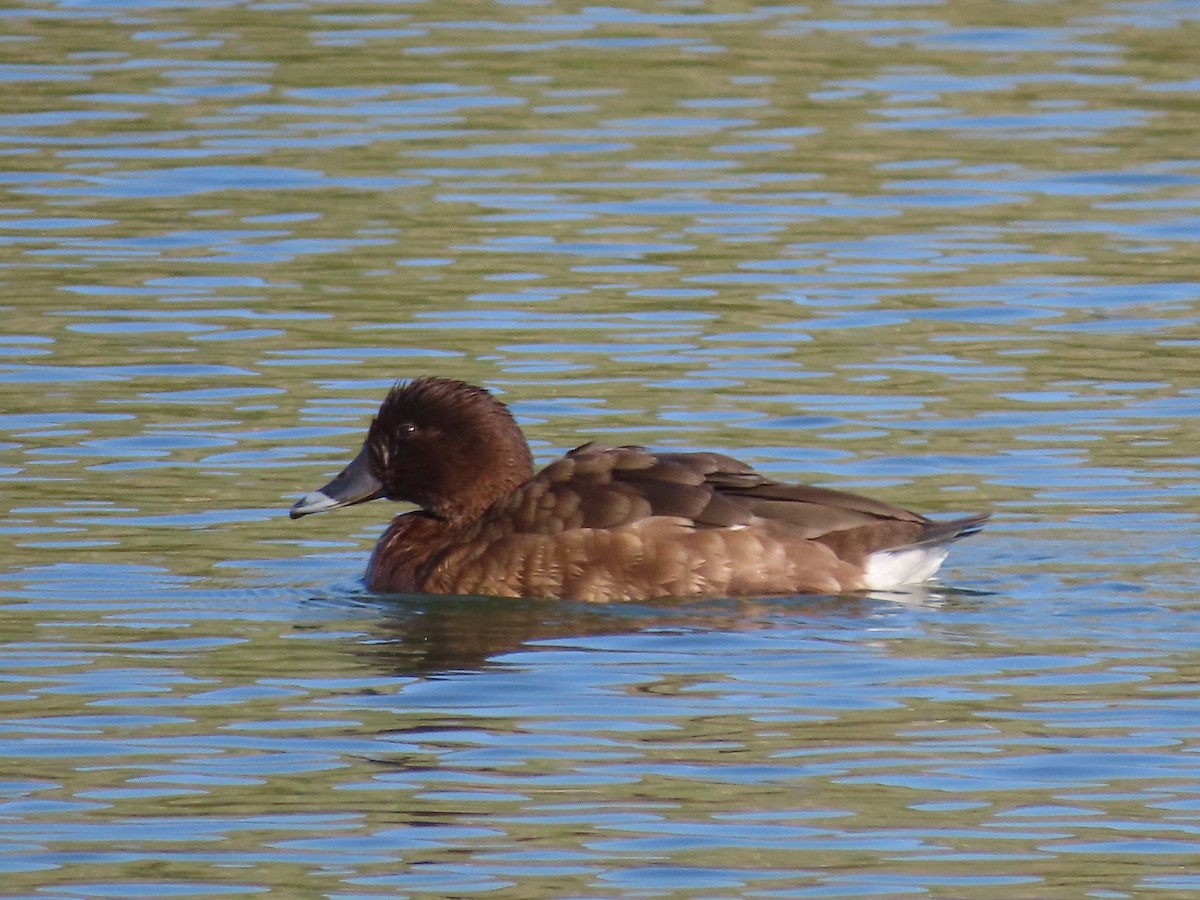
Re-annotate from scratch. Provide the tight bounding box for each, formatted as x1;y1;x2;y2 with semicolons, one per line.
863;546;950;590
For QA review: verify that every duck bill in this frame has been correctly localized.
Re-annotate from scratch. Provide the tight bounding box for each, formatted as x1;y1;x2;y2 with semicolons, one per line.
290;443;384;519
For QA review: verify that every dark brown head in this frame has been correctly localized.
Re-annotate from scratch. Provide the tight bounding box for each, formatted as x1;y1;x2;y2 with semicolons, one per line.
290;377;535;523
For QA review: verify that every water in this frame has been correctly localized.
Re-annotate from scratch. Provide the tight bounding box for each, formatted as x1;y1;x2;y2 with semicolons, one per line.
2;0;1199;896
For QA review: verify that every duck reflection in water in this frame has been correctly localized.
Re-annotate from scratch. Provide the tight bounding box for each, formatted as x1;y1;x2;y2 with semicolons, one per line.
360;589;964;677
291;378;987;602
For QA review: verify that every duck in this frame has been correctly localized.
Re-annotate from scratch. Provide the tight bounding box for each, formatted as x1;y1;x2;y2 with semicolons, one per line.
290;377;988;601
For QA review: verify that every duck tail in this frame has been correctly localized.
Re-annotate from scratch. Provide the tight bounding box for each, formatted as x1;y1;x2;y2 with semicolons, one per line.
915;512;991;546
862;512;989;589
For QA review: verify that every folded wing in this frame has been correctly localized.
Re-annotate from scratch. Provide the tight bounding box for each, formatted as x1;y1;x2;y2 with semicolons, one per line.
472;443;982;559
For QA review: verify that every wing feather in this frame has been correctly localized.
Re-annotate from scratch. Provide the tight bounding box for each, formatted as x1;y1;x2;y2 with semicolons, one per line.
471;444;951;554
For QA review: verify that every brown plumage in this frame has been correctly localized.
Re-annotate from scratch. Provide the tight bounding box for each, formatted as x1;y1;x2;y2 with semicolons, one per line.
289;377;988;601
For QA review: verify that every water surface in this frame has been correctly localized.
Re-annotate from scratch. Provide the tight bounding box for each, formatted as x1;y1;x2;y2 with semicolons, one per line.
2;0;1199;896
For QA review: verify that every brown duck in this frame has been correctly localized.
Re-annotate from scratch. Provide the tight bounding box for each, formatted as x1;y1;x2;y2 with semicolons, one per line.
290;377;988;601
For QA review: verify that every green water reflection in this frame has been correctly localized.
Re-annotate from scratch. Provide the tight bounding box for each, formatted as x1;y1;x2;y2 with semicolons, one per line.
2;0;1199;896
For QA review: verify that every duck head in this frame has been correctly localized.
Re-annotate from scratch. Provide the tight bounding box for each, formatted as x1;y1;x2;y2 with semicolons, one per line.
290;377;535;523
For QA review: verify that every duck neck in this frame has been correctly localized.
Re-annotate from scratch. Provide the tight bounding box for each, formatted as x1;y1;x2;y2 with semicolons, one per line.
438;440;534;523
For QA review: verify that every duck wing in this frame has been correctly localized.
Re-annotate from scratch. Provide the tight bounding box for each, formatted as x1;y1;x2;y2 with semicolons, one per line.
468;443;750;536
708;477;928;536
705;469;988;562
478;443;957;546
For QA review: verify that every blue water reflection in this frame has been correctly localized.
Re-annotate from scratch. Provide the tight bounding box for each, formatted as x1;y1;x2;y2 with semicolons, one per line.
2;0;1199;895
